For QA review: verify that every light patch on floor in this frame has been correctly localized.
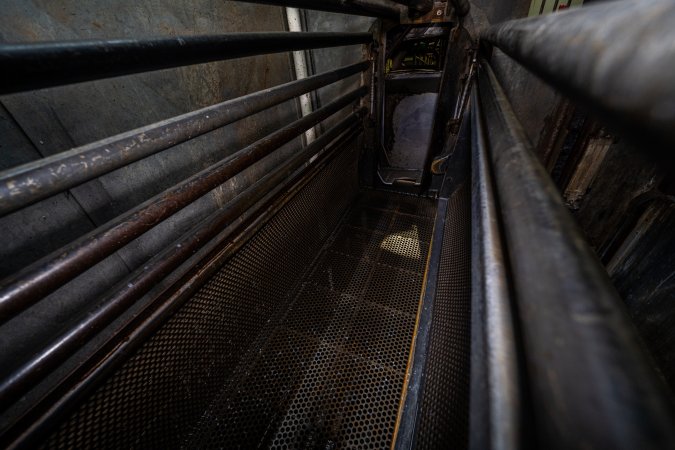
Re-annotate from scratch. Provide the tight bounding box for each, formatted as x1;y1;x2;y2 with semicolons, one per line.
380;229;421;259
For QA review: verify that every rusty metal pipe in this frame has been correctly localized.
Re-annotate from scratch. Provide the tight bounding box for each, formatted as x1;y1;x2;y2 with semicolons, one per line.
0;61;368;217
482;0;675;149
0;32;372;95
0;86;367;323
3;118;364;450
0;111;363;408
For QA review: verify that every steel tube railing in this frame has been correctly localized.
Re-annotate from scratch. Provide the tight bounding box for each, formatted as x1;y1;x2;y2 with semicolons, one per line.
469;86;519;450
482;0;675;148
3;115;364;450
0;32;371;95
0;110;363;409
0;61;369;217
476;59;675;450
234;0;403;20
0;86;367;323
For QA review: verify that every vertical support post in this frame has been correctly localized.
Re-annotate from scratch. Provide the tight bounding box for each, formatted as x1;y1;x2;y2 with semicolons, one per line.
286;7;317;145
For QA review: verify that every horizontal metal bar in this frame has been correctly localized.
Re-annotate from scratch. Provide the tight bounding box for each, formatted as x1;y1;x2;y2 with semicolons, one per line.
3;117;364;450
0;86;367;323
0;32;372;95
0;60;369;217
482;0;675;149
0;110;363;409
234;0;403;20
469;86;519;450
476;59;675;449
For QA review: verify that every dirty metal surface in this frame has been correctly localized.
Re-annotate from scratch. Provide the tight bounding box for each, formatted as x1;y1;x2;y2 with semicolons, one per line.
188;189;435;449
43;143;436;448
415;183;471;449
43;141;360;449
389;93;439;171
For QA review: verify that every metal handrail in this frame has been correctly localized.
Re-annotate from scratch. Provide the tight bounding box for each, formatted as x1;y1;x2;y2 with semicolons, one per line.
0;110;364;413
476;58;675;450
1;112;365;450
469;85;520;450
0;86;367;323
0;32;371;94
0;61;369;217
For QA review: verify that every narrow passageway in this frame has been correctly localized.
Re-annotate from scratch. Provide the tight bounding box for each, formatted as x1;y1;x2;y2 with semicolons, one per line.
187;190;436;448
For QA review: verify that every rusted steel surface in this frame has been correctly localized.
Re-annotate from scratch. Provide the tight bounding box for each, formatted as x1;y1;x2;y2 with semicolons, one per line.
0;111;363;410
0;32;372;95
477;60;675;450
0;86;367;323
482;0;675;150
0;61;368;217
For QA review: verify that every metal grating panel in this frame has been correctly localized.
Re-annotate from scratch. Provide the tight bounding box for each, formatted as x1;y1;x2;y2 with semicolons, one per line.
44;150;438;448
45;144;360;449
415;184;471;449
187;191;436;449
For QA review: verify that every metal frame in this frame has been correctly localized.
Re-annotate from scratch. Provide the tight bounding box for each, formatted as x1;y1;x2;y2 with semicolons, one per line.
0;9;378;444
475;58;675;449
0;86;367;323
0;61;369;216
2;114;365;449
393;105;471;450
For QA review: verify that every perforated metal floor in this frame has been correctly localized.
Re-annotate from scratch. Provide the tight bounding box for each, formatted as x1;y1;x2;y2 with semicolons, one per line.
416;184;471;449
187;189;436;449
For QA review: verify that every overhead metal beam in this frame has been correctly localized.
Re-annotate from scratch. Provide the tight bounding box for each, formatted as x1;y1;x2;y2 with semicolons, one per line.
482;0;675;149
0;32;372;94
476;59;675;450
